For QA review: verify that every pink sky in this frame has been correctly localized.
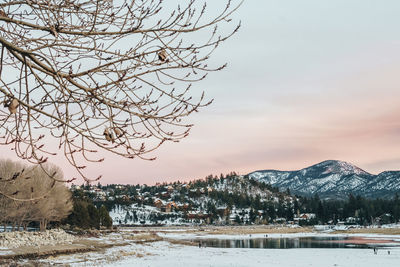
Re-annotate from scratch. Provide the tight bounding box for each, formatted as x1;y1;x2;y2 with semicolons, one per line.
1;0;400;185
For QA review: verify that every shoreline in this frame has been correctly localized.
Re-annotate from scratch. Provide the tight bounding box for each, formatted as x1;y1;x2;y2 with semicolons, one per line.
0;239;129;261
117;225;400;236
1;225;400;262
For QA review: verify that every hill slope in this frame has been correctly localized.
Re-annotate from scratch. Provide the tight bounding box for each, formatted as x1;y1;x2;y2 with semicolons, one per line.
248;160;400;199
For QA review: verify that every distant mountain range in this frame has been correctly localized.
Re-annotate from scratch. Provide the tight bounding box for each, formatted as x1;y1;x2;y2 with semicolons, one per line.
248;160;400;199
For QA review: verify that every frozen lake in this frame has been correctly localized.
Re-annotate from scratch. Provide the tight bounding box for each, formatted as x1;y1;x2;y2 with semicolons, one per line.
191;236;400;249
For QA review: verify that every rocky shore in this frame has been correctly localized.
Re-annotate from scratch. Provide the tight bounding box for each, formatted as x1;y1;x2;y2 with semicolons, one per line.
0;229;75;249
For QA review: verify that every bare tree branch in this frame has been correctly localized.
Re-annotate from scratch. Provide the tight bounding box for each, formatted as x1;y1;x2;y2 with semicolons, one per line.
0;0;241;187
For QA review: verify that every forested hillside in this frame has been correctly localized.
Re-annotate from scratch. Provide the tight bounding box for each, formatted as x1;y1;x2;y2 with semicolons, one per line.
72;172;400;226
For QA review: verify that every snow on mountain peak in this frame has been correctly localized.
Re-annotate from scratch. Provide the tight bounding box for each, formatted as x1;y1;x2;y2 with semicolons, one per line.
315;160;370;176
248;160;399;199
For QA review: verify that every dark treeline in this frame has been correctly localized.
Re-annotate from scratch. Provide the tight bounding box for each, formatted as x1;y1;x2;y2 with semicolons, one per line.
294;194;400;225
204;192;400;225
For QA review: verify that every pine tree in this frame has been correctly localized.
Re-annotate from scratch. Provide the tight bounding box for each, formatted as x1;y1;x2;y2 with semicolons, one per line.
99;205;113;229
316;201;325;223
66;200;90;229
87;203;100;229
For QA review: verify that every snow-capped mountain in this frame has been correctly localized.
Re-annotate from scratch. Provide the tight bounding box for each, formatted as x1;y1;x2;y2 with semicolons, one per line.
248;160;400;199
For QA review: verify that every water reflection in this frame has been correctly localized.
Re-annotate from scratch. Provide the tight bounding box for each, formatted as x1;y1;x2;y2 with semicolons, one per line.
192;237;399;249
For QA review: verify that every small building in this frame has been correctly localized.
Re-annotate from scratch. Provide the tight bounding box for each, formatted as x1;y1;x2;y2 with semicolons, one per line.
164;202;178;213
161;191;170;198
178;203;190;211
345;217;357;224
217;206;230;218
299;213;316;221
154;199;164;210
167;186;174;193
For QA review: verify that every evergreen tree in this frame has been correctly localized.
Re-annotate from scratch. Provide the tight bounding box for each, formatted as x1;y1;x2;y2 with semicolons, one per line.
393;194;400;221
65;200;90;229
87;203;100;229
249;208;257;224
99;205;113;229
316;201;325;222
234;214;241;224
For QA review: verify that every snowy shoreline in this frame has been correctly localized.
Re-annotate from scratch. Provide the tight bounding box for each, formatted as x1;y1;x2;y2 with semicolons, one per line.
38;230;400;267
2;226;400;266
0;229;75;249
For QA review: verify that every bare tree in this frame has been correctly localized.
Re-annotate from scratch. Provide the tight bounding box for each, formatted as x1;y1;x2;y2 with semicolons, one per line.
0;159;73;230
0;159;27;229
0;0;241;183
27;164;73;231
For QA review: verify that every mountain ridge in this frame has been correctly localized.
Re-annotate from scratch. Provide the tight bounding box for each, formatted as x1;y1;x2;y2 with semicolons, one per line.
248;160;400;199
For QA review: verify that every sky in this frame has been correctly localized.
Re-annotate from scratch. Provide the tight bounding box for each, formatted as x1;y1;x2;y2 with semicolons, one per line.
2;0;400;185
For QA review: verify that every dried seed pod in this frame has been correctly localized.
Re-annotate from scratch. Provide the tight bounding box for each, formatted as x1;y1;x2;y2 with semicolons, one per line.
0;10;8;18
8;99;19;114
103;128;114;143
114;127;123;138
158;49;168;62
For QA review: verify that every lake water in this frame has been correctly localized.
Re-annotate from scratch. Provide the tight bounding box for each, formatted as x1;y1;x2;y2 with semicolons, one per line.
192;236;400;249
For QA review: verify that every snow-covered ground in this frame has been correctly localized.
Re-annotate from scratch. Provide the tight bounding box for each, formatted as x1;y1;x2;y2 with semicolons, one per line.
42;239;400;267
28;229;400;267
109;204;188;225
106;243;400;267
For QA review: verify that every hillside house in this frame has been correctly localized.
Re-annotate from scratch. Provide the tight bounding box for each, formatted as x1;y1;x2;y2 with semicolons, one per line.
165;202;178;213
187;212;209;220
345;217;357;224
161;191;170;198
122;195;130;201
167;186;174;193
297;213;316;221
216;206;230;219
154;199;164;210
178;203;190;211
